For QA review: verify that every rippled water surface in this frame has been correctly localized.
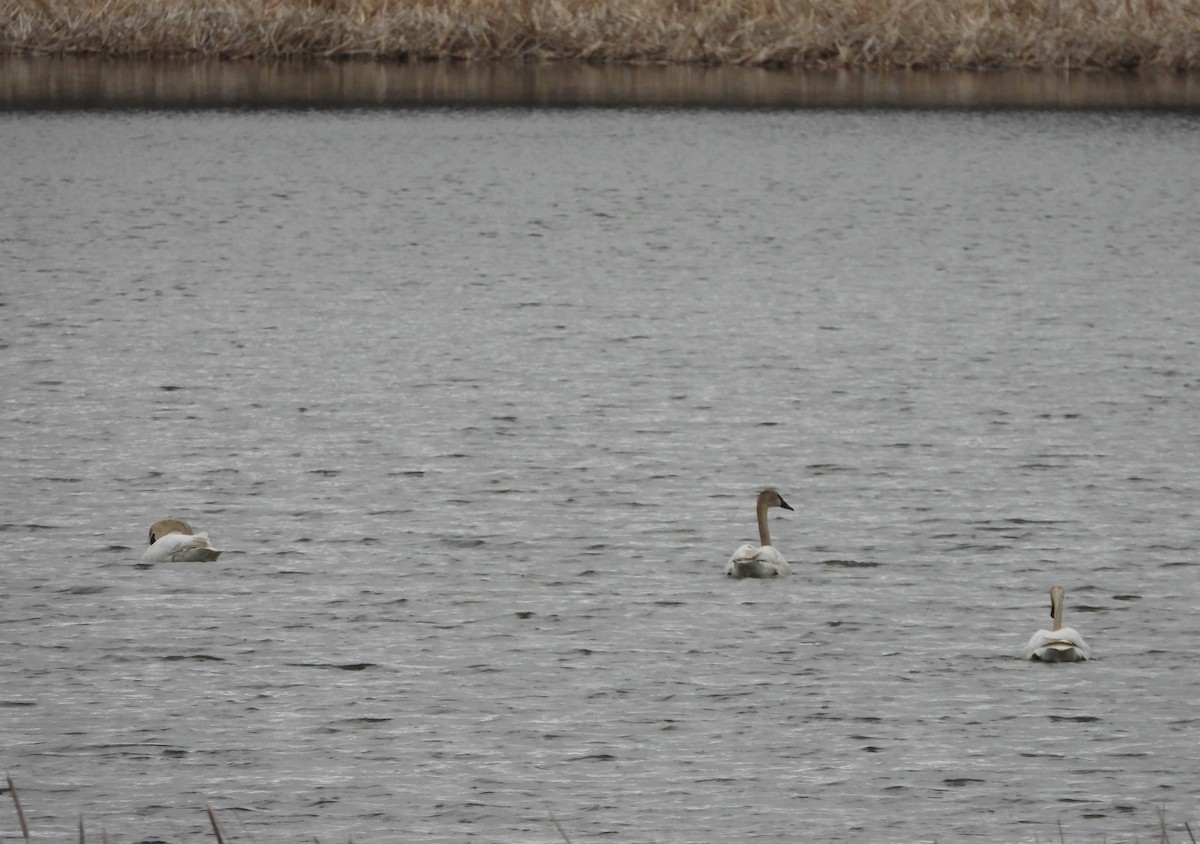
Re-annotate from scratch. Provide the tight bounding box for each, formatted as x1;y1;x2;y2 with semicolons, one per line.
2;106;1199;843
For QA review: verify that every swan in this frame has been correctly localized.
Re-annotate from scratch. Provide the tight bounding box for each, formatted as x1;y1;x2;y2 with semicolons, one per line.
143;518;223;563
1022;585;1091;662
725;489;794;578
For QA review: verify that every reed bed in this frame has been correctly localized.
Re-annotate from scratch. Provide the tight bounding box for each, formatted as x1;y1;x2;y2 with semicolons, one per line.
0;0;1198;70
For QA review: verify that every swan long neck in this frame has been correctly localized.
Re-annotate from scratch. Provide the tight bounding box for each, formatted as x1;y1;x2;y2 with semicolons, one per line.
1050;586;1065;632
756;496;772;548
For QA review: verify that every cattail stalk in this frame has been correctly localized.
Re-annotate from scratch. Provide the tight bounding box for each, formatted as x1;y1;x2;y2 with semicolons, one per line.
6;775;30;843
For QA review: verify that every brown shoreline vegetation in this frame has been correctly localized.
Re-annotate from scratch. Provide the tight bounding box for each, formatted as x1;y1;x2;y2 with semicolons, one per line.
0;0;1198;71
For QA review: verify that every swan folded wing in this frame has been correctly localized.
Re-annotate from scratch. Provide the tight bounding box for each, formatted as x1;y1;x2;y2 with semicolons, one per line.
725;544;791;578
143;532;222;563
1023;628;1090;662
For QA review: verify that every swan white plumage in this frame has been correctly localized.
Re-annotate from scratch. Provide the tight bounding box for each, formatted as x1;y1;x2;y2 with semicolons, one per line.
725;489;794;578
143;518;223;563
1022;585;1090;662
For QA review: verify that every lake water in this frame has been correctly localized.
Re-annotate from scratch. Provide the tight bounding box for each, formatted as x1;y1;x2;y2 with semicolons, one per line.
2;76;1199;843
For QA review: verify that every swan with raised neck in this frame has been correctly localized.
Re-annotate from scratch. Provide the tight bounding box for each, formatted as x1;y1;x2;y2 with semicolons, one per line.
1022;585;1091;662
725;489;794;578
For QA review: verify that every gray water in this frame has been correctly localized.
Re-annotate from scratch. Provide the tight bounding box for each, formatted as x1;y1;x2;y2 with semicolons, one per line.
2;106;1199;843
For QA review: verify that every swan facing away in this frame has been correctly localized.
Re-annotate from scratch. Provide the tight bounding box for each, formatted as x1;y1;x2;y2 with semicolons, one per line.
143;518;223;563
1023;585;1090;662
725;489;794;578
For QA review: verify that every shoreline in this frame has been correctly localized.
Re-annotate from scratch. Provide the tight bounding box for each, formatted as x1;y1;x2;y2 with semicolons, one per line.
2;0;1199;72
5;55;1200;111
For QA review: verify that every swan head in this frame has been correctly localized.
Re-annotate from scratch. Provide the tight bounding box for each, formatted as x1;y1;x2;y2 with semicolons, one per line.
1049;584;1065;616
758;488;793;512
149;518;194;545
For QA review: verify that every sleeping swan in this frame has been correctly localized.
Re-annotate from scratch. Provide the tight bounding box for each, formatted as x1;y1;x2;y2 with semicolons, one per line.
725;489;794;578
1022;585;1090;662
143;518;223;563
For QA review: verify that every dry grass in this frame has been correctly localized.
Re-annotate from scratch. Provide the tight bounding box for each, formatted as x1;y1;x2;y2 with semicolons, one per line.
0;0;1198;70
